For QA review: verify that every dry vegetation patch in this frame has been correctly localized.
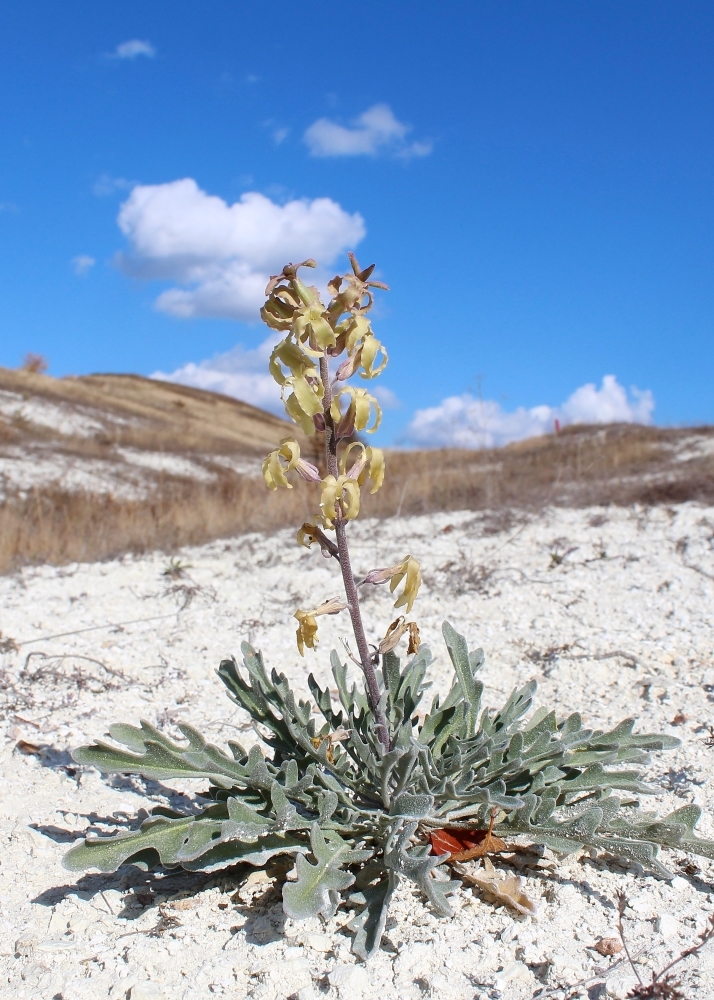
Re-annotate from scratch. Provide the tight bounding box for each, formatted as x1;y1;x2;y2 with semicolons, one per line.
1;364;713;573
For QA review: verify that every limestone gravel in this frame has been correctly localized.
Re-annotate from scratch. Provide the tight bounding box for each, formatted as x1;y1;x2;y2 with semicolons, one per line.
1;503;714;999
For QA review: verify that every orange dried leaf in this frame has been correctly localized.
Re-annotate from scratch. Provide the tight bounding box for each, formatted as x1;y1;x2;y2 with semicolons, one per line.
430;810;508;862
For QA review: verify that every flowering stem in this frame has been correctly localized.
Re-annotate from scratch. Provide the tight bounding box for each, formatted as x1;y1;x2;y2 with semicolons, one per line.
319;357;390;753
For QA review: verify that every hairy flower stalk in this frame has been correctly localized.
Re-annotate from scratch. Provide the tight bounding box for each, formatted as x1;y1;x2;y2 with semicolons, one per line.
318;353;390;751
256;253;402;754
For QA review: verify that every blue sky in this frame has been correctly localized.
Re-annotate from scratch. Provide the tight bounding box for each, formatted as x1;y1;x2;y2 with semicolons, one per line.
2;2;714;445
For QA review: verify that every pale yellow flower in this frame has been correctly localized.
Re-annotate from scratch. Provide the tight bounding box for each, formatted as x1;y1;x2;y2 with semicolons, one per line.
334;314;388;381
269;338;315;386
292;296;336;353
269;340;324;428
339;442;385;494
262;439;320;490
294;597;347;655
330;386;382;435
260;285;300;332
261;260;317;329
360;555;422;614
319;474;361;528
284;392;318;436
283;373;324;419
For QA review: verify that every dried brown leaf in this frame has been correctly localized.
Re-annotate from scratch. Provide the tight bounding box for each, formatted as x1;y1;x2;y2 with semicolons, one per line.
456;857;537;916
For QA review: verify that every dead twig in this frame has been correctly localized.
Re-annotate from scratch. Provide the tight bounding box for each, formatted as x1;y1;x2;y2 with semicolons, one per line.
17;612;179;646
617;891;714;998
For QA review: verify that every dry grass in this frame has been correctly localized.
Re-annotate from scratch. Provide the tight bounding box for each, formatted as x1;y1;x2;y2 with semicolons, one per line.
1;361;713;574
361;423;714;518
0;470;313;573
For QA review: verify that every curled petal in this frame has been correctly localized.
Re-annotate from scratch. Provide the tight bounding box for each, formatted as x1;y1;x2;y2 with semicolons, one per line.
358;333;388;379
293;302;336;352
340;478;361;521
339;442;366;478
269;338;316;386
319;475;361;528
343;314;372;354
319;476;340;529
262;437;302;490
334;322;388;381
294;610;318;656
264;259;316;297
377;618;420;656
332;386;382;436
378;616;410;655
260;301;292;332
340;443;385;495
390;555;422;614
284;392;317;436
297;522;339;560
294;597;347;656
363;446;385;493
360;555;422;614
288;373;324;418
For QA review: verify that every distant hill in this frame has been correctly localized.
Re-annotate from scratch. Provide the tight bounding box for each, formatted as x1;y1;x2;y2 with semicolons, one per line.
366;422;714;522
1;365;712;572
0;366;317;504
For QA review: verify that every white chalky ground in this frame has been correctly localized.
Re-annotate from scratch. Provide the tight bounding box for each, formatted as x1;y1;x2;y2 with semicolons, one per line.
1;503;714;1000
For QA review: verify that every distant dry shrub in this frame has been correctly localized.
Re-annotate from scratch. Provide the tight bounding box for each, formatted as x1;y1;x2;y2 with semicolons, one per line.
20;353;48;374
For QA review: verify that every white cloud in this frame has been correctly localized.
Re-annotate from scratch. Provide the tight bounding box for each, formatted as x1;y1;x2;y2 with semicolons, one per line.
303;104;432;160
72;255;96;276
370;384;401;410
404;375;655;449
153;337;401;417
93;174;134;197
152;337;283;414
116;178;366;320
114;40;156;60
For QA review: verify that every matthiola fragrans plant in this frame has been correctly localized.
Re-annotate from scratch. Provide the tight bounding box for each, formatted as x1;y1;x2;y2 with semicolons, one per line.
66;255;714;959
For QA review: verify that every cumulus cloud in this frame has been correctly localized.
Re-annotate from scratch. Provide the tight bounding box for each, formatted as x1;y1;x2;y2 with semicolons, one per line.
152;338;283;414
114;40;156;60
404;375;655;449
116;178;366;320
303;104;432;160
71;255;96;276
154;336;401;416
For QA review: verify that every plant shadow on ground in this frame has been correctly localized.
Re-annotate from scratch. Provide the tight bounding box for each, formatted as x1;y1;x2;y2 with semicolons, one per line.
33;861;256;919
15;741;200;812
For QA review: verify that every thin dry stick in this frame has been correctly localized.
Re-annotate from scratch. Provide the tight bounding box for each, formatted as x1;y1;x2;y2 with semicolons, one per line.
617;893;643;989
17;612;179;647
617;891;714;997
319;356;390;751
